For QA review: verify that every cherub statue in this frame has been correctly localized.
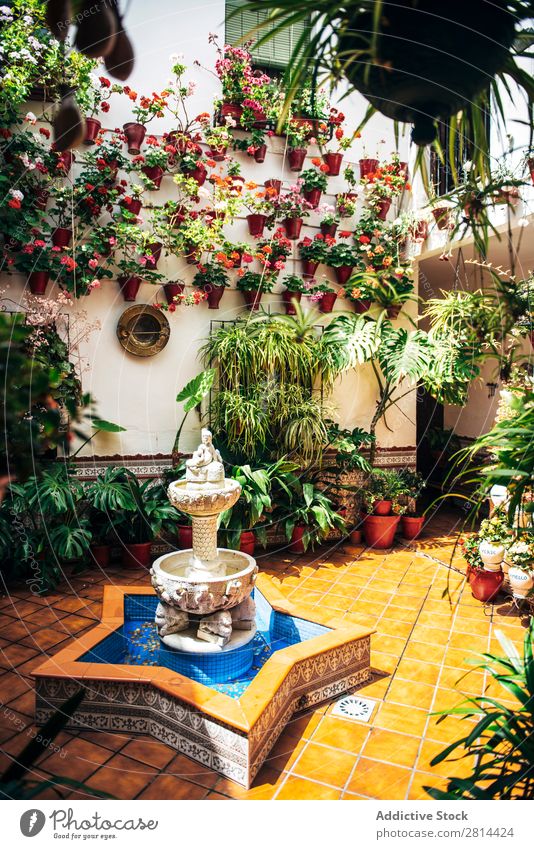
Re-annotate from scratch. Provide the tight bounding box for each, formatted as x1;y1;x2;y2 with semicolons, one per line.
185;428;224;486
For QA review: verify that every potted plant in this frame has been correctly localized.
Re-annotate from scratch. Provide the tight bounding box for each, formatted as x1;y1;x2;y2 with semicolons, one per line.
115;222;163;301
317;113;354;176
192;260;230;309
280;274;308;315
460;534;504;602
276;183;313;240
336;192;358;219
47;186;73;248
204;124;232;161
264;178;282;196
236;270;274;310
300;161;329;207
122;87;168;154
360;155;379;179
84;467;137;568
506;538;534;598
478;513;512;571
309;280;338;314
397;469;427;539
284;118;310;171
134;142;170;190
113;472;177;569
120;183;144;218
283;482;346;553
319;205;340;237
219;463;274;555
254;228;292;277
243;186;276;237
343;276;375;314
13;241;56;296
234;127;269;163
362;154;410;220
298;234;329;278
326;240;359;285
77;74;116;145
361;469;404;549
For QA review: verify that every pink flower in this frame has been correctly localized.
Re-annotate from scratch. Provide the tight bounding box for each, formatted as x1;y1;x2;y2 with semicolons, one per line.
88;258;98;269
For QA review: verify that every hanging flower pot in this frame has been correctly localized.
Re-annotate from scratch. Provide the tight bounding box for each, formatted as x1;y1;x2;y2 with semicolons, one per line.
360;158;379;178
290;524;308;554
320;222;338;237
265;179;282;196
282;289;302;315
55;150;75;171
373;500;392;516
146;241;162;268
220;102;243;126
401;515;425;540
412;220;429;241
319;292;337;314
468;568;503;603
376;198;391;220
185;163;207;186
118;275;141;302
353;298;372;314
122;542;152;569
253;144;267;163
165;130;191;156
334;266;354;286
528;158;534;186
283;217;303;240
323;152;343;176
142;165;164;189
302;259;319;279
387;304;402;319
123;122;146;155
184;242;198;264
177;525;193;549
242;290;263;311
240;531;256;556
52;227;72;248
399;161;409;179
507;566;534;599
28;271;50;296
35;188;49;211
90;544;110;568
303;187;322;207
163;281;185;305
288;148;307;171
84;117;101;145
432;206;452;230
205;284;226;310
121;197;142;216
246;213;267;237
362;513;400;549
479;540;505;571
208;146;227;162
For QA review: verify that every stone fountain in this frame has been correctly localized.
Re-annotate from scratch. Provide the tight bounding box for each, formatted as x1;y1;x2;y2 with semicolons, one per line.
150;429;258;652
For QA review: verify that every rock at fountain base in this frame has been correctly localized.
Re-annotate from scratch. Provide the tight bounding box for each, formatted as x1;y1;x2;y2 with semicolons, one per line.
161;624;257;654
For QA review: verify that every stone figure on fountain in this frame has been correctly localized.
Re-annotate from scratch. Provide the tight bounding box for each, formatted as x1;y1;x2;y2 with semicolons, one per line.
185;428;225;488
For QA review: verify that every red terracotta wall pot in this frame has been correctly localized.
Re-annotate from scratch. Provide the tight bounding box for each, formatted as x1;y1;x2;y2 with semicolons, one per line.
377;199;391;220
163;282;184;304
359;158;378;178
240;531;256;556
221;102;243;125
253;145;267;163
28;271;49;295
323;152;343;176
387;304;402;319
121;198;142;216
123;122;146;155
304;187;321;207
373;500;392;516
265;179;282;195
146;241;162;268
282;289;301;315
246;214;266;237
290;524;307;554
353;299;372;314
90;544;110;568
334;265;354;286
529;158;534;186
288;148;306;171
320;222;338;237
319;292;337;313
432;207;451;230
283;217;303;240
242;290;262;311
177;525;193;549
401;515;425;540
205;284;226;309
84;117;101;145
122;542;152;569
302;260;319;279
52;227;72;248
142;165;164;189
189;164;207;186
468;568;503;602
208;146;227;162
362;514;400;549
119;275;141;302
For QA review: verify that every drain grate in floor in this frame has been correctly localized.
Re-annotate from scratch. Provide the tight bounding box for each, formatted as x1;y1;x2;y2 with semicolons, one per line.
331;695;377;722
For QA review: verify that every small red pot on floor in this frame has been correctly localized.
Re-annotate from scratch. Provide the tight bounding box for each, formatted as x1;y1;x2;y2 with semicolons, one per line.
290;524;307;554
401;515;425;540
122;542;152;569
303;187;322;207
282;289;301;315
177;525;193;549
246;213;267;237
353;299;372;314
359;158;378;178
208;146;227;162
302;259;319;279
253;144;267;163
123;122;146;155
320;222;338;237
373;500;392;516
90;544;110;568
240;531;256;556
323;152;343;176
205;284;226;309
288;148;306;171
349;529;362;545
242;290;263;311
283;217;303;240
163;282;184;304
468;568;503;603
319;292;337;314
377;199;391;220
84;117;101;145
28;271;49;295
142;165;164;189
362;514;400;549
119;275;141;302
335;265;354;286
265;179;282;196
52;227;72;248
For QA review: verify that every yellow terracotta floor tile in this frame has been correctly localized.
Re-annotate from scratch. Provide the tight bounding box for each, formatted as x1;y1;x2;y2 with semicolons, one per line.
276;776;341;800
395;658;441;685
403;640;447;664
291;743;356;788
346;757;411;800
374;702;429;736
385;678;436;710
361;729;421;769
311;716;371;753
408;771;449;800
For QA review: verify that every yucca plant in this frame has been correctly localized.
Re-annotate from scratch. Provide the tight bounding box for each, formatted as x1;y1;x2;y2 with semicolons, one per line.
425;623;534;799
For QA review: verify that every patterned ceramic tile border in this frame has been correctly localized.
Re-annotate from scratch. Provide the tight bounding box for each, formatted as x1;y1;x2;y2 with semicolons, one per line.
33;576;373;788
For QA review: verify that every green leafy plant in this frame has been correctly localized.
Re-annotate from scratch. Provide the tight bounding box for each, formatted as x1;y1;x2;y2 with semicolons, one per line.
173;369;215;457
236;271;274;293
84;467;137;546
362;469;405;512
280;481;346;551
112;471;177;545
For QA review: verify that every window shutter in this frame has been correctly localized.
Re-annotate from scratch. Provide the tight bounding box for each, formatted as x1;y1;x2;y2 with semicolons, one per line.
225;1;308;69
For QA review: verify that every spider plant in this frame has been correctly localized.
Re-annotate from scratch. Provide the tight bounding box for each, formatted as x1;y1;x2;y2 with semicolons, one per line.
273;385;329;467
211;390;270;461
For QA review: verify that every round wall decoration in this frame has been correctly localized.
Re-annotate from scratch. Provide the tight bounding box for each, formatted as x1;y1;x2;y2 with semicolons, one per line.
116;304;170;357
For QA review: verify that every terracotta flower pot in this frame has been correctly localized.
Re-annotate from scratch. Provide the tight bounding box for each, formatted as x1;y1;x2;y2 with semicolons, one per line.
177;525;193;549
146;241;162;268
349;529;362;545
208;146;227;162
359;158;379;178
508;566;534;599
301;259;319;279
123;122;146;155
401;515;425;540
528;158;534;186
55;150;75;171
362;513;400;549
246;213;267;237
288;148;307;171
90;544;110;568
377;198;391;220
334;265;354;286
373;500;392;516
412;220;429;241
323;152;343;176
52;227;72;248
221;102;243;125
320;222;338;237
242;289;263;311
35;188;49;211
240;531;256;556
399;161;409;179
142;165;164;189
163;281;184;305
119;275;141;302
122;542;152;569
282;289;301;315
265;179;282;196
353;299;372;314
121;197;142;216
187;164;207;186
432;207;452;230
84;117;101;145
184;242;198;264
319;292;337;313
387;304;402;319
205;284;226;309
303;187;322;207
283;217;303;240
290;524;307;554
28;271;49;295
253;144;267;163
468;568;503;603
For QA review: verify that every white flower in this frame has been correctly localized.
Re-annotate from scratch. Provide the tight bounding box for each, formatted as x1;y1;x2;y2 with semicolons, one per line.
9;189;23;201
518;217;529;228
23;15;33;25
24;111;37;124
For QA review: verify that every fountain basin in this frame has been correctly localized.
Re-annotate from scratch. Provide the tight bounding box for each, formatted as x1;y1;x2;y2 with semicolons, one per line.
167;478;241;517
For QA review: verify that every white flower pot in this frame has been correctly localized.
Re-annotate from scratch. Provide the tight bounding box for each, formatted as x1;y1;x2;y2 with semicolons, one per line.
479;540;505;570
507;565;534;599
